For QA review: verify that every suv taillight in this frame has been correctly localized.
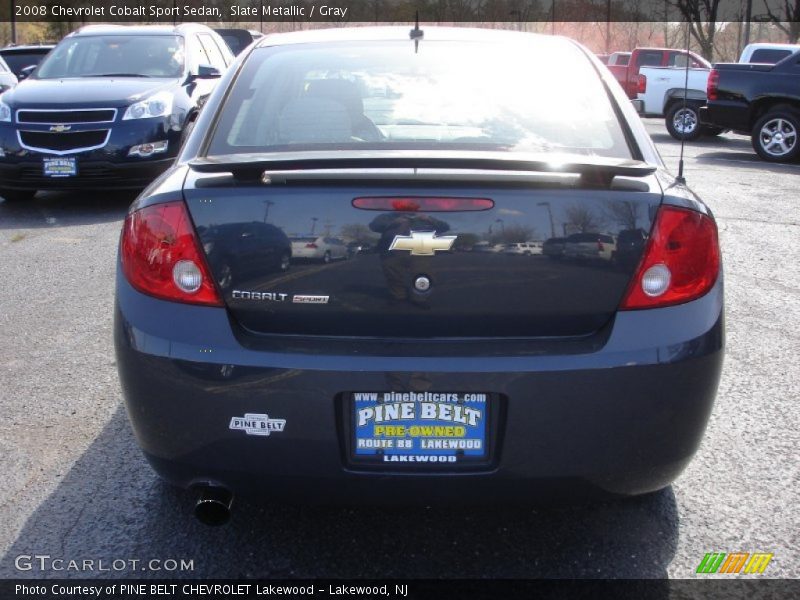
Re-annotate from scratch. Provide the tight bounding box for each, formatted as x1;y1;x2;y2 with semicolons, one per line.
120;200;222;306
637;74;647;94
707;68;719;101
620;206;720;310
305;242;318;248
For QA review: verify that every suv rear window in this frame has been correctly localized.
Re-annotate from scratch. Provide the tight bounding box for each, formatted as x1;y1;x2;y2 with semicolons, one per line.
750;49;793;64
208;39;632;159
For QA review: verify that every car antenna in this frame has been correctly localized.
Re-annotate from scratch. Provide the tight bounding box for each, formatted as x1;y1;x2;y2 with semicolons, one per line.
409;11;424;53
676;19;692;185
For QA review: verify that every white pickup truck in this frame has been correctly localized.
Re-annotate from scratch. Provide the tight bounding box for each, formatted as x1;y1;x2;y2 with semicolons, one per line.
636;62;719;141
637;43;800;140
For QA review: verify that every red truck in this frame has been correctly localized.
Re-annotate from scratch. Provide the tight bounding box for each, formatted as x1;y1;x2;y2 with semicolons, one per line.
607;47;711;98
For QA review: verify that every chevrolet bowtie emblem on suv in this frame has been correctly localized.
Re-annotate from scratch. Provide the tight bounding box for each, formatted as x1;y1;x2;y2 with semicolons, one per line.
389;231;457;256
49;124;72;133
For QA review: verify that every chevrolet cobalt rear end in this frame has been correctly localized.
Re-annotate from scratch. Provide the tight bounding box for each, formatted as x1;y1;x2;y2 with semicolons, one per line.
114;28;723;524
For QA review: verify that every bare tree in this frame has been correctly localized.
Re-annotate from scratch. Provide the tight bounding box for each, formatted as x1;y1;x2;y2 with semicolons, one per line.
340;223;377;245
672;0;724;60
764;0;800;42
565;205;603;234
605;201;641;230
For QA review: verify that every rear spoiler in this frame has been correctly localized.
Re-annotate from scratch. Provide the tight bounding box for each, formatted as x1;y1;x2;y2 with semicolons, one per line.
188;151;657;186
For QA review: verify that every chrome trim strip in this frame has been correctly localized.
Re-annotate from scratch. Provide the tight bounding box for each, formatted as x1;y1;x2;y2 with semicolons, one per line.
17;129;112;156
15;107;118;125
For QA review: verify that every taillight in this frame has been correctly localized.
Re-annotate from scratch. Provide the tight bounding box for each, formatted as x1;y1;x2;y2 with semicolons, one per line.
305;243;318;249
597;240;605;251
620;206;720;310
637;74;647;94
707;68;719;101
120;200;222;306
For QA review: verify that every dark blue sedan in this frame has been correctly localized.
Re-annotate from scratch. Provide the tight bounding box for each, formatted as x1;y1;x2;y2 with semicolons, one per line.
114;27;723;525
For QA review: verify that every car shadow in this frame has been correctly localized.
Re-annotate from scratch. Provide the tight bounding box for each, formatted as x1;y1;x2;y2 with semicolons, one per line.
647;131;751;149
1;406;679;581
694;151;800;172
0;191;136;231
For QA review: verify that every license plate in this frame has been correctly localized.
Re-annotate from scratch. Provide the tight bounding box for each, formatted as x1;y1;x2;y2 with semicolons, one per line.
352;392;489;465
43;157;77;178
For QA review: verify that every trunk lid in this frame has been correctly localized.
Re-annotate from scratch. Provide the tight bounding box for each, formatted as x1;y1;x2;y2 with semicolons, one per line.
184;163;662;338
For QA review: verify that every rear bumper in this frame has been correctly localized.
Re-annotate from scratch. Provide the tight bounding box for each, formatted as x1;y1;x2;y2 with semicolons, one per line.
0;158;174;190
114;270;724;502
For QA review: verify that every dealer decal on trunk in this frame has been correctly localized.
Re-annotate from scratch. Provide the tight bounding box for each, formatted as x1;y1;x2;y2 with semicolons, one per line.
229;413;286;436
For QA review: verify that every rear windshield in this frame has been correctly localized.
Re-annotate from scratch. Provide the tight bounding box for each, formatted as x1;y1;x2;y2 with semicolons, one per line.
207;39;631;159
35;35;184;79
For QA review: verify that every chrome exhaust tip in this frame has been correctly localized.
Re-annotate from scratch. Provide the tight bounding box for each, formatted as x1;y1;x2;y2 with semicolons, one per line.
194;486;233;526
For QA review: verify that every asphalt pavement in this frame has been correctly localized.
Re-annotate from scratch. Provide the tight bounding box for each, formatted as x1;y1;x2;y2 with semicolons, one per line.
0;120;797;579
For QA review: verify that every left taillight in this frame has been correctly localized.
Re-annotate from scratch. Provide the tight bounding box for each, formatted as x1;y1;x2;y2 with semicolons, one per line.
120;200;223;306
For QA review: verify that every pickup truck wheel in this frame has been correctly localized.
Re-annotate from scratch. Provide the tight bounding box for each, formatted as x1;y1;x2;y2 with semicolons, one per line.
752;109;800;162
666;102;702;141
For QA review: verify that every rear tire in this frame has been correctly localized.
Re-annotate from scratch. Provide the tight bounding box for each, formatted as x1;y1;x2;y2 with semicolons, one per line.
751;108;800;163
0;189;35;202
665;101;703;141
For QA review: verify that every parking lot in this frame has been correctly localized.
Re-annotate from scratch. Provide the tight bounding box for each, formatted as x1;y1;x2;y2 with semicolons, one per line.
0;118;797;579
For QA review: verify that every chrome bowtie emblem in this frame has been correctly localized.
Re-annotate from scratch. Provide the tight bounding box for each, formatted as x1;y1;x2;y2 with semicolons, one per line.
389;231;457;256
49;124;71;133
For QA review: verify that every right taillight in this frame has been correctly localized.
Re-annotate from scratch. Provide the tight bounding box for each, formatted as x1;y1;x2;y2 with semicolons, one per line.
620;206;720;310
637;74;647;94
707;68;719;101
120;200;222;306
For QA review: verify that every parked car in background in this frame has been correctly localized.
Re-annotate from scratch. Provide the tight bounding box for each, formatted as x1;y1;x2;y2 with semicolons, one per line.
0;44;55;79
542;236;567;259
290;235;349;263
636;60;722;140
0;55;16;93
214;28;263;56
564;232;617;262
607;51;630;66
199;222;291;290
504;242;542;255
115;27;723;523
0;24;233;201
700;50;800;162
614;228;648;270
608;47;709;99
738;43;800;64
